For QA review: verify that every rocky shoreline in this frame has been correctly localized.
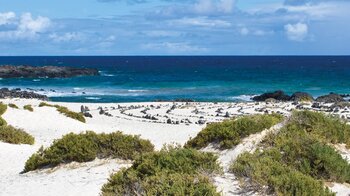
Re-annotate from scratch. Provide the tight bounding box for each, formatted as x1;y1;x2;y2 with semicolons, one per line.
1;87;349;106
252;90;347;103
0;65;99;78
0;88;48;100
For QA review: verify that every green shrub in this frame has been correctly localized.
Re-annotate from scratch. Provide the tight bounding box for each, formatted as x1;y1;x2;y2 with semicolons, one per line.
23;105;34;112
56;106;85;123
8;103;19;109
229;111;350;195
39;102;52;107
39;102;85;123
231;152;334;196
261;123;350;183
0;103;7;115
0;125;34;145
288;111;350;147
185;114;283;149
101;146;221;195
23;131;154;172
0;116;7;126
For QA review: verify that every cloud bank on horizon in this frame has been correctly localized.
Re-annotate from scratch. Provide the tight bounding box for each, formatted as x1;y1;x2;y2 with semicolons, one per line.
0;0;349;55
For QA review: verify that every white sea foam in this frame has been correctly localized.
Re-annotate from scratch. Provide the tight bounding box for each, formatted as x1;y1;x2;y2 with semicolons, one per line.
127;89;149;92
229;94;255;102
85;97;101;100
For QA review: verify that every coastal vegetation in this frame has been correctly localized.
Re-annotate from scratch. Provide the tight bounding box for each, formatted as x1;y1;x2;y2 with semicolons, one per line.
23;105;33;112
286;111;350;147
8;103;19;109
230;111;350;195
39;102;85;123
231;151;334;195
0;102;7;115
185;114;283;149
0;102;34;145
101;146;221;195
0;125;35;145
23;131;154;172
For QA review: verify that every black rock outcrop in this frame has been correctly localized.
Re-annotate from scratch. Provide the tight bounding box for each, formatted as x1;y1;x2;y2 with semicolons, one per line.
290;92;314;102
252;90;290;102
315;93;345;103
0;65;99;78
0;88;48;100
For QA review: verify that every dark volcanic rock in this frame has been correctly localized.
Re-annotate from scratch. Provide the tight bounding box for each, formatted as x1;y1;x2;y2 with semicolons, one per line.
316;93;345;103
0;65;99;78
290;92;314;102
252;90;290;102
0;88;48;100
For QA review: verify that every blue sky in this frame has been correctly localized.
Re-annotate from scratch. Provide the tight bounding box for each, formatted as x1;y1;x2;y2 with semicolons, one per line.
0;0;349;55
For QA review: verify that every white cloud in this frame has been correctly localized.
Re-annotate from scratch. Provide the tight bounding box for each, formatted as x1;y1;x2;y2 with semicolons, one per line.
240;27;249;35
0;12;51;40
239;27;274;36
284;22;308;41
194;0;236;14
143;30;181;37
142;42;207;53
170;17;231;27
18;13;50;33
0;12;16;25
49;32;83;42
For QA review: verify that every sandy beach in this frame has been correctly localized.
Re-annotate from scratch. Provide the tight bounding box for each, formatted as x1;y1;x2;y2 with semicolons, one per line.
1;98;350;196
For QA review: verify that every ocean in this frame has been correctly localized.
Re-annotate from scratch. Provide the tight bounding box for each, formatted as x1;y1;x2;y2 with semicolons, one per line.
0;56;349;103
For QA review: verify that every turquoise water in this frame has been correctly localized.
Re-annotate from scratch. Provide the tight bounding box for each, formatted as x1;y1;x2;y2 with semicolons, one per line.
0;56;349;103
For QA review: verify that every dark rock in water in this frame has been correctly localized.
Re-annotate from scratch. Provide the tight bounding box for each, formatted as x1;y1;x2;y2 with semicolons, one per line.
316;93;345;103
0;88;48;100
290;92;314;102
252;90;290;102
0;65;99;78
340;94;350;98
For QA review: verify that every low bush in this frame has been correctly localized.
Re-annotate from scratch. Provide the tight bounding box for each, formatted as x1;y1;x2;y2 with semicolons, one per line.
288;111;350;147
230;111;350;195
261;122;350;183
0;103;7;115
185;114;283;149
39;102;52;107
101;146;221;195
8;103;19;109
231;152;333;196
23;105;34;112
39;102;85;123
56;106;85;123
23;131;154;172
0;116;7;126
0;125;35;145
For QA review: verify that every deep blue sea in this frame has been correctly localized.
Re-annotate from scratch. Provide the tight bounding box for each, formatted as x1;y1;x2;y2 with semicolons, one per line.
0;56;349;103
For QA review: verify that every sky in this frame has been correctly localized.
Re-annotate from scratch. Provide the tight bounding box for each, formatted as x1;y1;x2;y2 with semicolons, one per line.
0;0;349;55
